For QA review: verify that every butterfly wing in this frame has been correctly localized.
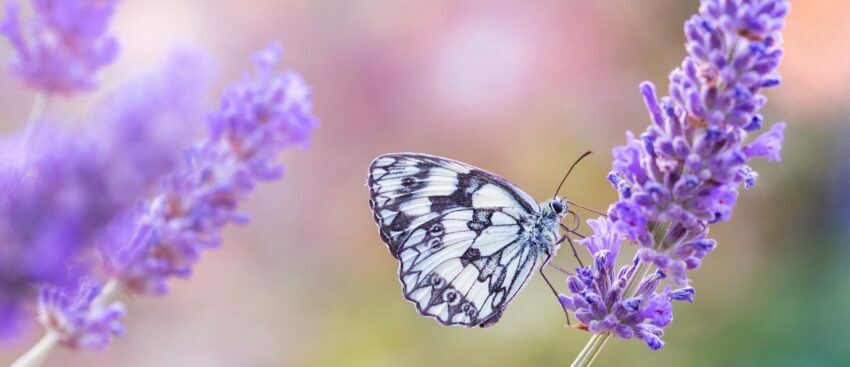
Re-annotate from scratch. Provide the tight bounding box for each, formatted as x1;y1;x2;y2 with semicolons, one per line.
368;153;543;327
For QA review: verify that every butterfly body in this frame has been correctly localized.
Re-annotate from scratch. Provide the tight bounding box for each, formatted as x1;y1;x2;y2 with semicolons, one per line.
368;153;569;328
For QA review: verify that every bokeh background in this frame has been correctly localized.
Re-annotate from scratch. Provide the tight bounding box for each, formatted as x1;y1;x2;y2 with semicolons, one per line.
1;0;849;366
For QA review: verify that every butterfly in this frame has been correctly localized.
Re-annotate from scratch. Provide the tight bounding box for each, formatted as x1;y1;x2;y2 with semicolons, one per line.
368;152;586;328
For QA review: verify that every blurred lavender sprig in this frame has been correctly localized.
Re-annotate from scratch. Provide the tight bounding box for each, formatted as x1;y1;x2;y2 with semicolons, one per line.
1;0;318;361
0;0;119;95
102;44;318;296
0;50;209;340
566;0;789;359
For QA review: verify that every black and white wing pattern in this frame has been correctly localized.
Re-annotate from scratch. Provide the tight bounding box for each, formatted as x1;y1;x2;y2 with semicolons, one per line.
368;153;545;327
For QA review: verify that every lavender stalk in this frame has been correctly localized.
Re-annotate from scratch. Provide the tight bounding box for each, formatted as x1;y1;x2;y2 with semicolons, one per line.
19;93;50;165
100;43;318;297
565;0;789;363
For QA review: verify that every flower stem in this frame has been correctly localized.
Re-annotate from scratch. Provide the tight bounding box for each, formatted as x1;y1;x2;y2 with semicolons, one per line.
20;93;51;166
95;279;121;307
568;223;669;367
9;279;123;367
9;331;60;367
570;333;611;367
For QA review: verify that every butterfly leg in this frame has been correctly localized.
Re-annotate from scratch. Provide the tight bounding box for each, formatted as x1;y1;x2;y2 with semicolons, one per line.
539;260;571;326
547;262;572;276
559;224;585;268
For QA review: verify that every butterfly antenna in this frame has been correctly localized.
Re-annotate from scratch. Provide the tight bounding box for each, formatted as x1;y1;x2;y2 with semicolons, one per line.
553;151;592;199
566;201;607;217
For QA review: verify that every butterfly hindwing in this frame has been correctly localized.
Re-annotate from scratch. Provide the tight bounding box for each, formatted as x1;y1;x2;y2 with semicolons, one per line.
368;153;543;327
397;208;540;326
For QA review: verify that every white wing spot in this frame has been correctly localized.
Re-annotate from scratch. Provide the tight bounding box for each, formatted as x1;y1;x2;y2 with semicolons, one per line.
473;225;520;256
491;211;517;225
472;183;517;208
399;198;432;216
379;210;397;225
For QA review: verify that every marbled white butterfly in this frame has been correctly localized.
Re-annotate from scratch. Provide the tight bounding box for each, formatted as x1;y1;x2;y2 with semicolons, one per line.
368;153;588;327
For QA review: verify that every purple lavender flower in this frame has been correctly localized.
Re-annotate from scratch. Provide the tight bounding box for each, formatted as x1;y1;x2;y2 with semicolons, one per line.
0;130;107;338
606;0;789;284
101;44;318;296
559;217;694;350
0;50;208;339
0;0;119;95
564;1;789;355
38;280;125;351
88;48;211;211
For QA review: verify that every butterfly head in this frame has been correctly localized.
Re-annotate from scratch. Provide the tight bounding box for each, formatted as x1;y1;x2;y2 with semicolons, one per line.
545;197;569;218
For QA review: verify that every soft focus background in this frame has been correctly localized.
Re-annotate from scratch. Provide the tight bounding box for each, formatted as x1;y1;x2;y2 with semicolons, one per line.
1;1;849;366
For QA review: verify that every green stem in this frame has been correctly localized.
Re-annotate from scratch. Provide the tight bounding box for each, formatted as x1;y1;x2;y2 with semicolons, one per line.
567;223;669;367
570;333;611;367
9;279;122;367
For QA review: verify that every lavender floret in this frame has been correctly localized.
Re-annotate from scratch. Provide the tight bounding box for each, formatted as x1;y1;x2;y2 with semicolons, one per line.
0;0;119;94
38;280;125;351
559;217;693;350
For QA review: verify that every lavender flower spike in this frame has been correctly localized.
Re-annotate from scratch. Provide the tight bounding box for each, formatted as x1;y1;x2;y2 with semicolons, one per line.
607;0;789;284
102;43;319;296
0;0;120;95
38;280;125;351
559;217;694;350
569;1;789;360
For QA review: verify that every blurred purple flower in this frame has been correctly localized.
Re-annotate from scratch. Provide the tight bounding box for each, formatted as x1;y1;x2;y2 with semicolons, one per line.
0;50;209;339
102;44;318;296
0;130;107;338
38;279;125;351
606;0;789;284
88;48;211;210
558;217;694;350
0;0;119;95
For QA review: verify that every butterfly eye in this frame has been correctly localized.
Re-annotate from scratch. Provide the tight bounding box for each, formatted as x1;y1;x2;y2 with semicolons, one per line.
551;201;565;214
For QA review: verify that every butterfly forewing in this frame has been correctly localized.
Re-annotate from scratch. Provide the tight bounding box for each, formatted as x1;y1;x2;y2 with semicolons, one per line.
368;153;544;327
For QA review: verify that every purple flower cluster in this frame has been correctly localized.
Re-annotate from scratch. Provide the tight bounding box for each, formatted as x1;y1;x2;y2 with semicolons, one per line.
0;0;317;357
562;0;789;350
0;0;119;94
0;50;208;340
0;131;113;339
38;280;125;351
102;44;318;296
559;218;694;350
607;0;788;284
